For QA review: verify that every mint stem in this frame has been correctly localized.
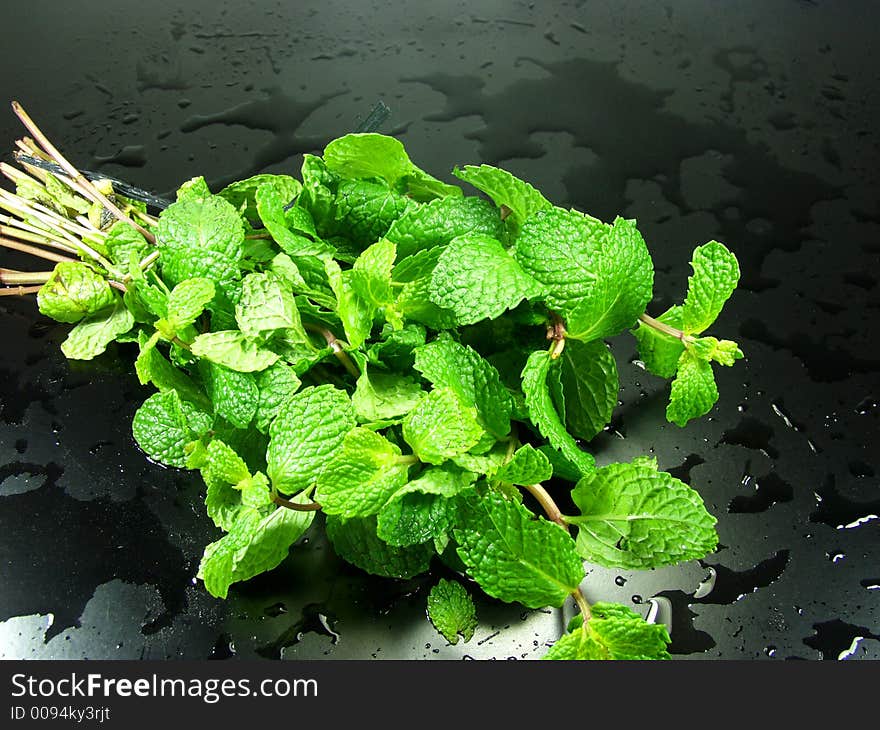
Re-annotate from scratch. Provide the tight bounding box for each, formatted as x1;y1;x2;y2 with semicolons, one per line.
271;492;322;512
0;284;43;296
638;312;693;343
303;323;360;378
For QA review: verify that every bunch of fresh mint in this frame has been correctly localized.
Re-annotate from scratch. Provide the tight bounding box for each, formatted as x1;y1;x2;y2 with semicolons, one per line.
9;131;744;660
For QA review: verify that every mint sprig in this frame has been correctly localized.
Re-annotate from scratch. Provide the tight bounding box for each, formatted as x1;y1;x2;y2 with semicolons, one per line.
2;109;749;660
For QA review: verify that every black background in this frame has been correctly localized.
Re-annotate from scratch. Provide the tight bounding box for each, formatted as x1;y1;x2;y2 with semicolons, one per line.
0;0;877;660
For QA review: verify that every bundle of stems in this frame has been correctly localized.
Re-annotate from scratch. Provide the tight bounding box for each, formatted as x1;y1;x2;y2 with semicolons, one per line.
0;102;158;298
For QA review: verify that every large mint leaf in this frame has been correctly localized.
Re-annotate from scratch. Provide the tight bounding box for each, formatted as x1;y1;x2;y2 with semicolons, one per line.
366;323;426;371
315;428;411;519
235;272;305;341
131;390;212;468
200;439;259;531
681;241;740;335
544;603;670;660
428;234;544;325
349;238;396;312
452;164;551;233
198;497;314;599
191;330;280;372
218;173;301;224
325;514;433;579
427;579;477;645
325;179;414;249
521;350;595;475
568;461;718;569
38;261;116;323
254;362;302;433
267;384;356;494
385;196;505;259
402;387;484;465
351;364;423;423
666;350;719;427
60;298;134;360
325;258;373;348
134;332;211;409
165;278;215;331
157;195;245;261
454;490;584;608
158;246;240;291
199;361;258;429
413;336;513;438
514;209;653;342
376;465;474;546
255;178;331;257
558;339;618;441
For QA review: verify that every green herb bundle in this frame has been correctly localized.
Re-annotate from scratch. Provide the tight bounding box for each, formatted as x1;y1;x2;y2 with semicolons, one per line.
0;106;744;660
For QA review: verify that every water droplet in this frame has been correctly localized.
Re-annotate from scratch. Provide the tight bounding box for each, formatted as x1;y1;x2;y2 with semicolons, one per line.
614;576;627;586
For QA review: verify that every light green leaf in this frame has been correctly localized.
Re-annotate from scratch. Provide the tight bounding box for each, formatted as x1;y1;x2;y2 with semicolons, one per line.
632;306;685;379
254;362;302;433
176;176;212;201
105;221;150;269
351;364;424;423
159;246;240;291
520;350;595;476
495;444;552;486
350;238;396;309
198;495;314;599
267;384;356;493
157;195;245;261
402;388;484;465
255;178;331;257
452;164;551;233
568;461;718;569
696;336;744;367
325;514;434;579
201;439;254;531
385;196;505;259
666;350;719;427
427;579;477;645
325;179;415;249
514;210;653;342
134;332;211;409
38;261;116;323
191;330;280;372
324;133;413;186
219;173;301;224
429;234;545;325
558;339;618;441
166;277;215;330
325;258;373;348
681;241;740;335
413;335;513;438
131;389;212;468
199;361;258;429
60;298;134;360
454;490;584;608
235;272;305;340
315;428;411;519
543;603;670;660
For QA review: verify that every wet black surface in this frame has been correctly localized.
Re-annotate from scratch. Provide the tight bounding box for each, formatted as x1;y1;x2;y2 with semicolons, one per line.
0;0;878;660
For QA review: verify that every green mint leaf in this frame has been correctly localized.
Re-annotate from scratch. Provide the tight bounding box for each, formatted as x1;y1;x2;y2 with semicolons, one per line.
132;390;212;468
515;210;653;342
60;298;134;360
558;339;618;442
367;323;427;371
402;387;485;465
325;258;373;348
351;364;424;423
157;195;245;262
696;336;744;367
166;277;215;331
176;176;212;201
520;350;595;476
632;306;684;378
254;362;302;433
495;444;553;485
666;350;719;427
385;196;505;260
315;428;411;519
376;465;474;546
105;221;149;269
199;497;314;599
413;335;513;439
349;238;396;310
454;490;584;608
219;173;301;224
681;241;740;335
536;445;585;483
190;330;280;372
568;461;718;569
452;164;551;233
427;579;477;645
199;361;258;429
429;234;545;326
325;514;434;579
134;332;211;409
543;603;670;660
325;179;415;249
159;247;240;291
323;133;413;186
267;384;356;494
38;261;116;324
255;178;331;257
235;272;305;341
201;438;253;531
